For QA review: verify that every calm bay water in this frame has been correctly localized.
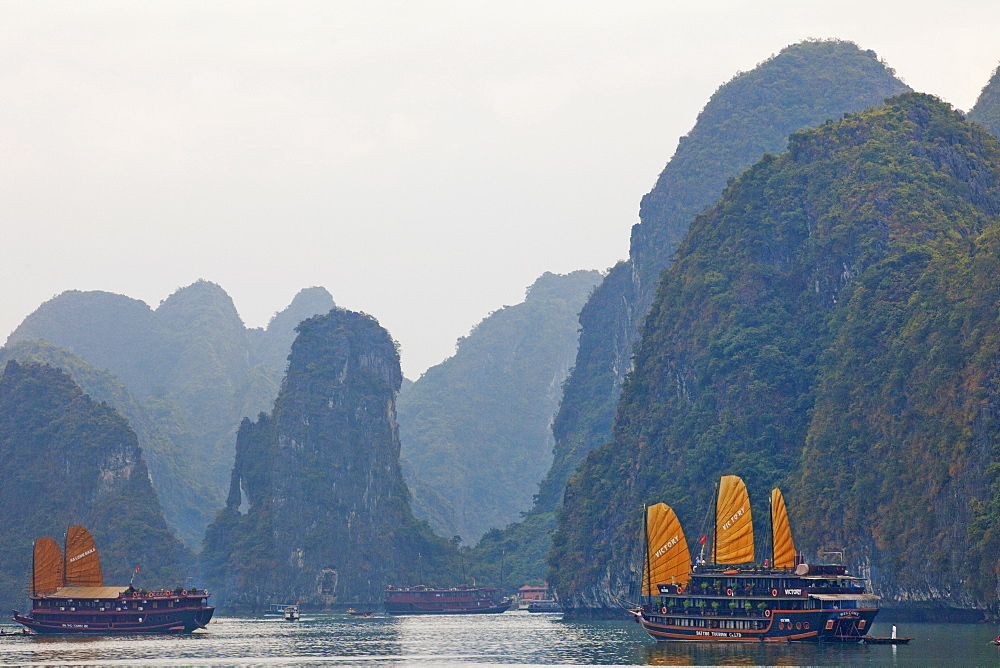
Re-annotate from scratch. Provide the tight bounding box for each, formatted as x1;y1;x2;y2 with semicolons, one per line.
0;610;995;666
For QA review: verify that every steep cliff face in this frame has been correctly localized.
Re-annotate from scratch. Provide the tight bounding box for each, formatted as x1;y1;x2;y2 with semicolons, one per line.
398;270;600;542
0;340;214;548
0;361;189;610
4;282;335;547
542;40;909;515
548;94;1000;615
969;64;1000;137
202;309;457;609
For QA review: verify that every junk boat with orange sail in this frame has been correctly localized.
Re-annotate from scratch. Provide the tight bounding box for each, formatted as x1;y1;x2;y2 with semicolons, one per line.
629;476;879;643
12;526;214;634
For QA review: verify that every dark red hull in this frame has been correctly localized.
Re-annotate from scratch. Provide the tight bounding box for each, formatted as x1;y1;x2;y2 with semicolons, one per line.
14;592;214;634
384;586;511;615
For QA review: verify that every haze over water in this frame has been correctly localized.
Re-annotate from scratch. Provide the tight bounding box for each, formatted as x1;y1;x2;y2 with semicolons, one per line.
0;612;994;666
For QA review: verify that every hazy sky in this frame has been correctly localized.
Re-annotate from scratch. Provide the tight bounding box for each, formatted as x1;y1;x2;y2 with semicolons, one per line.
3;1;999;378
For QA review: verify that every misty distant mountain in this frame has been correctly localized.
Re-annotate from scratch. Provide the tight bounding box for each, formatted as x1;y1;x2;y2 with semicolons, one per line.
4;281;335;546
969;63;1000;137
397;270;600;543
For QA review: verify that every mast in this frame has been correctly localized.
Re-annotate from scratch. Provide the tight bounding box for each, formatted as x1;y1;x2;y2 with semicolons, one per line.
62;527;68;589
643;505;652;601
711;479;719;566
769;491;775;568
30;540;36;597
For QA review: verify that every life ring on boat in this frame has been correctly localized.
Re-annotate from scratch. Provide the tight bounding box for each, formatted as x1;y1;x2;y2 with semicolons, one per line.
661;606;667;614
182;590;188;596
771;589;778;597
764;609;771;617
726;588;734;596
711;620;719;629
675;585;683;594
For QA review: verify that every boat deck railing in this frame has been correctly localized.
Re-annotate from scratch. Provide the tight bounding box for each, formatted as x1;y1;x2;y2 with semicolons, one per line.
122;589;207;599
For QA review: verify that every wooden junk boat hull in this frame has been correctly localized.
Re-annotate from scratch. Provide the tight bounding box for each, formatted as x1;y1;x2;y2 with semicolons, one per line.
384;586;511;615
13;588;215;634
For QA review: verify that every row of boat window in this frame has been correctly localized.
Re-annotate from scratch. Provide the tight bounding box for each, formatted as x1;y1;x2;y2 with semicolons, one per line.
37;600;178;609
659;617;773;630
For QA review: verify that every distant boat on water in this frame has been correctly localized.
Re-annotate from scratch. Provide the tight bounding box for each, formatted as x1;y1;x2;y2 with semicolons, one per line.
629;476;879;643
516;584;561;613
384;585;511;615
525;599;562;613
264;603;297;616
12;526;214;634
283;605;300;621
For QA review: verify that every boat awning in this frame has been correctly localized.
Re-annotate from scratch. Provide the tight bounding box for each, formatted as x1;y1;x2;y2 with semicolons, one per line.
808;593;881;601
40;586;129;599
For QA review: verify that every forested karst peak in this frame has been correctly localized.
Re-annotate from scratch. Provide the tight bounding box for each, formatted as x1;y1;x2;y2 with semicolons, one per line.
537;39;908;517
548;93;1000;615
969;63;1000;138
2;281;340;552
632;39;909;303
203;307;458;608
0;360;190;610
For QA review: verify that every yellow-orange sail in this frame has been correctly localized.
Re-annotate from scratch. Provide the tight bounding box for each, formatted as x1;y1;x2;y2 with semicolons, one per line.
714;475;754;564
770;488;796;569
32;536;64;596
64;525;103;587
642;503;691;594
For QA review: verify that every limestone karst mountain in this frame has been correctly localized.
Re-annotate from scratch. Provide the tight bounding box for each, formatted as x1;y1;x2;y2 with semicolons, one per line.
4;282;335;546
397;270;601;543
0;361;190;609
201;309;458;608
549;93;1000;616
536;40;910;514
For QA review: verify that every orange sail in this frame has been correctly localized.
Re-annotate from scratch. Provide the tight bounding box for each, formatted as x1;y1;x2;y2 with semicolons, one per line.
64;525;103;587
32;537;64;596
770;488;796;569
714;475;754;564
642;503;692;594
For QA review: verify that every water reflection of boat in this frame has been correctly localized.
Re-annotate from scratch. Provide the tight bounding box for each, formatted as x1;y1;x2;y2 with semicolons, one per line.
629;476;879;643
12;526;214;634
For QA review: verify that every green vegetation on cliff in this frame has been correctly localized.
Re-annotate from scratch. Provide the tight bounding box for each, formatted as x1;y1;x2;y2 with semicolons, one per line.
397;270;600;543
541;40;910;517
0;361;190;610
550;94;1000;613
5;282;335;547
202;309;459;609
0;340;214;548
